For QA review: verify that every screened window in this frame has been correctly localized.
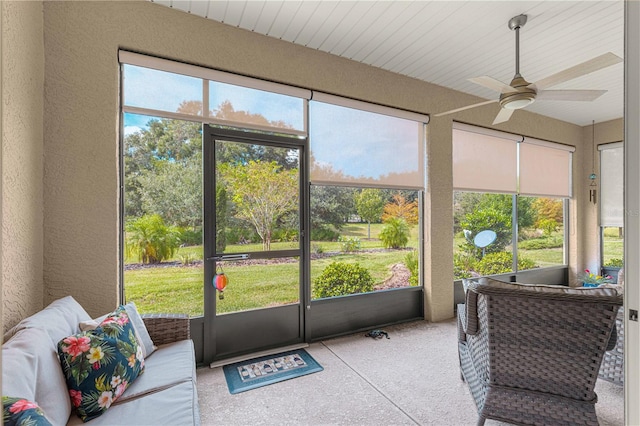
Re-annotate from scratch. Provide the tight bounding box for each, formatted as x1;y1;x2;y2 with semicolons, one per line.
452;123;570;279
599;142;624;270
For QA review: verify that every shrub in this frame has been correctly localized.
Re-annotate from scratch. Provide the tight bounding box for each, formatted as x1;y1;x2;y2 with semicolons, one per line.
177;227;202;246
311;226;340;241
474;252;537;276
178;252;197;266
537;218;559;236
605;258;624;267
379;217;410;249
311;243;324;255
338;236;361;252
518;235;563;250
313;262;374;298
404;250;419;286
460;208;511;256
454;253;476;280
125;214;180;264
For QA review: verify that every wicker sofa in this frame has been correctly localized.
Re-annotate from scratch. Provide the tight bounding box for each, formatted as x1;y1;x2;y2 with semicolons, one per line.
458;277;622;426
2;296;200;425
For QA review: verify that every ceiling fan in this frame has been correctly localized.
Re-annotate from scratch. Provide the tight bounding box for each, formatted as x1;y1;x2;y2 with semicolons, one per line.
434;14;622;125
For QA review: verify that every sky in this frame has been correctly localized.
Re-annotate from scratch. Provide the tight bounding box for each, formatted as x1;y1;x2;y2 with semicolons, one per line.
123;65;423;181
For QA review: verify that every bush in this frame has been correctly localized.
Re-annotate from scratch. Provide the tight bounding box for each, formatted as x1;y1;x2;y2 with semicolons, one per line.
404;250;419;286
460;208;511;256
125;214;180;264
454;253;476;280
605;258;624;267
379;217;410;249
311;226;340;241
178;252;197;266
313;262;374;298
177;227;202;246
538;218;559;236
518;235;563;250
474;252;537;276
338;236;361;252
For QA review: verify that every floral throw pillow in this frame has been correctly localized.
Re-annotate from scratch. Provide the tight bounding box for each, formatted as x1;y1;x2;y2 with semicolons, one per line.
2;397;52;426
57;306;145;422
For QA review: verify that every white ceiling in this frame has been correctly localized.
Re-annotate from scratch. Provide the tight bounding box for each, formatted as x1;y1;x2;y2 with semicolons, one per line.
151;0;624;126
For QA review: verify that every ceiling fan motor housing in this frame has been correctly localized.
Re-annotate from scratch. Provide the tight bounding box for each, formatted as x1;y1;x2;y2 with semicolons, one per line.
499;74;537;109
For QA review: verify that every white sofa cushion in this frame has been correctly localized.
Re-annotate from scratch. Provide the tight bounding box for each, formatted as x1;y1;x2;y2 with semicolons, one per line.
2;328;72;425
116;339;196;403
4;296;91;344
66;381;199;426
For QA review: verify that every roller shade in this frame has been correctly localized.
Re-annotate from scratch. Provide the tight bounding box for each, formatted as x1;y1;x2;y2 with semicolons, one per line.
519;138;574;198
452;123;519;193
452;124;574;198
599;142;624;227
309;95;427;189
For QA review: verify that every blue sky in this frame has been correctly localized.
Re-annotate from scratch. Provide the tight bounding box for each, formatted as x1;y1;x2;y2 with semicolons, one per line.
122;65;422;181
123;65;303;133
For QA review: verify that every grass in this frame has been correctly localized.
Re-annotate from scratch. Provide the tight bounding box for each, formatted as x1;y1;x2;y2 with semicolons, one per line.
126;223;624;315
125;223;418;315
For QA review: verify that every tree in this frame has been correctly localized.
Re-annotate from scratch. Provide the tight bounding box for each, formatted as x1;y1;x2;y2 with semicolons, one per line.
382;194;418;225
533;197;563;229
310;185;356;231
138;154;202;228
219;160;298;250
354;188;384;239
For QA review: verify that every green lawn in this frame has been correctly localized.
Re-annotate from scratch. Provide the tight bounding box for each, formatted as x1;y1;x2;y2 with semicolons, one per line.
125;223;418;315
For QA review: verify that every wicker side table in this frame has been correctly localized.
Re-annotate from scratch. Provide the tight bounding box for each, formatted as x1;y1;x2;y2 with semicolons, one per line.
599;309;624;385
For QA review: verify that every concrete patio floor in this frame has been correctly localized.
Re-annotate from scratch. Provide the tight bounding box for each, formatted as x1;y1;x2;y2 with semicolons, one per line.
196;318;623;425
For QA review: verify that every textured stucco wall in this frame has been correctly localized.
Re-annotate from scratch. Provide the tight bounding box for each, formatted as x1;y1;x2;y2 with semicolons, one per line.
42;1;585;320
2;1;44;332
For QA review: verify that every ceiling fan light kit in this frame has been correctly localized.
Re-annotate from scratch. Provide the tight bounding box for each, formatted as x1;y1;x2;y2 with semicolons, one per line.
434;14;622;124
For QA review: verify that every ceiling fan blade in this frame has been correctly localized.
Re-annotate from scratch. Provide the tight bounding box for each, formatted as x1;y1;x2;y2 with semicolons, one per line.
534;52;622;90
492;108;514;125
434;99;497;117
536;89;607;101
469;76;518;94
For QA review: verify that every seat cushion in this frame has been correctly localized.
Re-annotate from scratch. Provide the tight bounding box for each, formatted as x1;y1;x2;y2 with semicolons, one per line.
468;277;620;296
116;339;196;403
2;328;72;425
66;381;199;426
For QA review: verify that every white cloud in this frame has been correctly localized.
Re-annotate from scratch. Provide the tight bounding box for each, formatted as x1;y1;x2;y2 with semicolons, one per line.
124;125;142;136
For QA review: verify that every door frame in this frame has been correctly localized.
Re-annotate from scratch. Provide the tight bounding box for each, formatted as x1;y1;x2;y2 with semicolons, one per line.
202;125;308;365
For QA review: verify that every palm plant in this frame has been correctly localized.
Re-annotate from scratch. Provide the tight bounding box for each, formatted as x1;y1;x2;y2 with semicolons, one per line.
125;214;180;264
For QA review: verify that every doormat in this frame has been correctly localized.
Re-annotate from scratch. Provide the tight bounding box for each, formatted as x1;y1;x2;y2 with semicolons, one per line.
223;349;323;394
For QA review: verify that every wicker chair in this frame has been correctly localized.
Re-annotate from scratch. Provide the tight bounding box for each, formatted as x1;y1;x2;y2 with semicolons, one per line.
599;308;624;385
458;278;622;426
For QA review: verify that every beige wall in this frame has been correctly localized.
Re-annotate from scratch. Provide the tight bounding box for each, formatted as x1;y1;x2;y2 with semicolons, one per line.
0;0;588;324
575;118;624;285
2;1;45;331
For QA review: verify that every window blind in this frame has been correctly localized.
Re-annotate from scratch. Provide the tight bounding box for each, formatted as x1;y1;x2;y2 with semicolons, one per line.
309;94;427;189
519;138;574;198
599;142;624;227
452;123;519;193
452;124;574;198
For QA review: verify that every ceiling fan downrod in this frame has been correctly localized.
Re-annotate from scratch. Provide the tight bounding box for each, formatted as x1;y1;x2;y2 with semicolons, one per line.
509;14;528;78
